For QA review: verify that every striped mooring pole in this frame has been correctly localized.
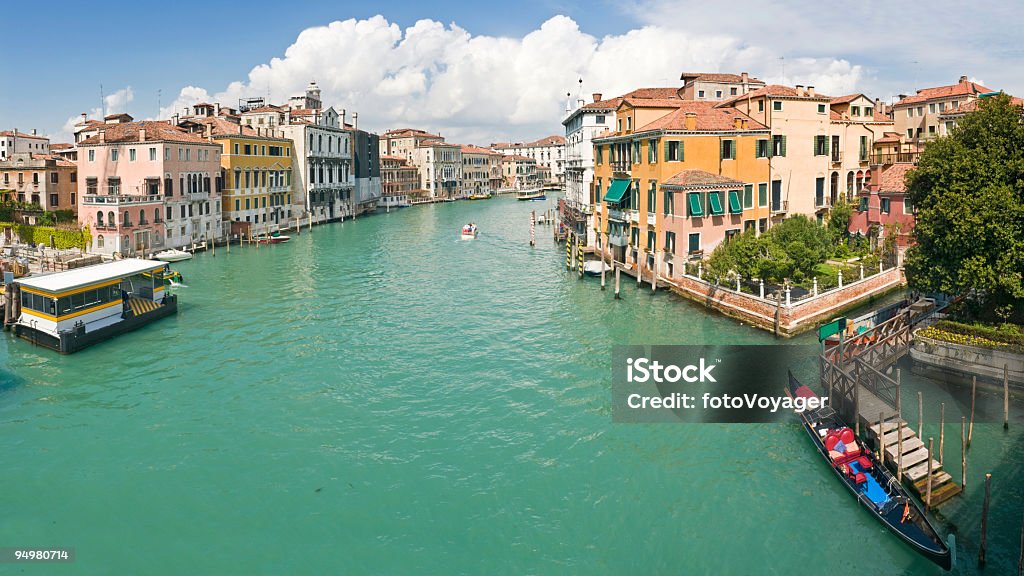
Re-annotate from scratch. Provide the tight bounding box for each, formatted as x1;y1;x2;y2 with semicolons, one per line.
566;233;572;270
530;210;536;247
577;241;584;278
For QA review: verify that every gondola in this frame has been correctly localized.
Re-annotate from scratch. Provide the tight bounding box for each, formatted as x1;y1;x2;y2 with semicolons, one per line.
786;372;953;571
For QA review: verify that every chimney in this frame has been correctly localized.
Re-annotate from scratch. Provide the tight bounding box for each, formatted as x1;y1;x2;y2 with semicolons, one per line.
875;97;881;110
172;113;179;126
592;93;603;103
99;131;105;143
139;127;145;142
733;116;743;129
238;124;242;135
341;109;346;127
742;118;749;129
284;110;291;125
959;75;969;83
215;103;221;116
183;107;189;116
898;94;908;101
684;112;697;130
740;72;748;83
795;85;805;96
31;129;37;136
807;86;815;97
353;112;359;132
80;113;87;123
204;123;212;139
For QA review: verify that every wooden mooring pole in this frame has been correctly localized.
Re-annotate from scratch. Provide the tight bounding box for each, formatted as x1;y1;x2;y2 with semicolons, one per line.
939;402;945;466
896;368;902;419
879;412;886;467
979;473;992;566
614;267;621;300
961;416;967;491
925;437;934;512
969;376;977;447
897;423;904;483
1005;363;1010;430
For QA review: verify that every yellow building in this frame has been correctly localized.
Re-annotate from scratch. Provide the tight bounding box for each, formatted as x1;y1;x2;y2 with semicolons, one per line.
182;117;295;235
593;100;770;279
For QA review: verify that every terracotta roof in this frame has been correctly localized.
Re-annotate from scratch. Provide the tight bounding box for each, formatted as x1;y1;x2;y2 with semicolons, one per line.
621;87;682;100
0;130;48;140
620;97;685;109
680;72;763;84
103;113;133;121
380;155;408;162
878;163;915;193
79;121;212;145
383;128;441;138
491;135;565;149
876;133;902;144
719;84;832;107
830;93;866;105
631;101;767;133
582;97;623;111
895;79;993;106
25;154;75;167
502;154;536;162
938;95;1024;117
49;143;73;150
288;108;317;115
829;109;894;124
663;169;744;189
242;106;283;114
460;144;500;155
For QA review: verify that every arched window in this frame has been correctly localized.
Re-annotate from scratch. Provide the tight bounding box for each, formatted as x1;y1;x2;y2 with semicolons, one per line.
123;235;129;249
846;171;855;195
97;212;104;227
139;209;146;224
123;212;131;227
97;235;104;248
830;172;839;205
154;208;160;223
108;211;115;226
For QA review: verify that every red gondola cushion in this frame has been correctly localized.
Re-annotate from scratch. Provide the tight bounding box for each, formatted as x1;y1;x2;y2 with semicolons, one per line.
857;456;873;469
854;472;867;484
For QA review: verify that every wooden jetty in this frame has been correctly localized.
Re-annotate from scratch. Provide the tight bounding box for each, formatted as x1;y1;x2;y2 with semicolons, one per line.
821;305;962;507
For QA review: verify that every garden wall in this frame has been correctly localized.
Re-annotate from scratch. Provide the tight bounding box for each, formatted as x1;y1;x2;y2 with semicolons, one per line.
910;330;1024;387
663;266;905;337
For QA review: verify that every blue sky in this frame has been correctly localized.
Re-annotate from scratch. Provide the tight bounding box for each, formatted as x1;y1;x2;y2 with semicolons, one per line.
3;0;1022;145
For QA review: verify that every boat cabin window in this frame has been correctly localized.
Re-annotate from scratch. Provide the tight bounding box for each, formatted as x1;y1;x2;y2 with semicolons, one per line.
21;284;123;318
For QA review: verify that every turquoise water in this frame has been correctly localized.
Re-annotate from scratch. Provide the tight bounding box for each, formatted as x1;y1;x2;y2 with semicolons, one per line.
1;197;1021;574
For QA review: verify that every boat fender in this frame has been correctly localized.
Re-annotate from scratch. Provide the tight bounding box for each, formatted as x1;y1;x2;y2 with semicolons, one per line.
900;500;911;523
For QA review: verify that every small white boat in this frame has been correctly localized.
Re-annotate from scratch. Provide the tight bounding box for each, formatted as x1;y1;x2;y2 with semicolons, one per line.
583;260;610;276
461;225;478;240
154;249;193;262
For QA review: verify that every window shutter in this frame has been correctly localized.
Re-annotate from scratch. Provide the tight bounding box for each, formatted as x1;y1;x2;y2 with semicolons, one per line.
679;141;685;162
664;140;671;162
824;136;830;155
781;136;787;157
720;139;725;160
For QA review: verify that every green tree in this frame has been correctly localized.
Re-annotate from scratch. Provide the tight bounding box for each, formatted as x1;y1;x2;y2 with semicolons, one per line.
904;93;1024;307
766;215;830;280
827;194;852;240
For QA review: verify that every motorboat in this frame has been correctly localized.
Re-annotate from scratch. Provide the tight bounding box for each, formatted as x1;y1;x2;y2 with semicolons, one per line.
583;260;610;277
461;224;478;240
258;232;291;244
154;249;193;262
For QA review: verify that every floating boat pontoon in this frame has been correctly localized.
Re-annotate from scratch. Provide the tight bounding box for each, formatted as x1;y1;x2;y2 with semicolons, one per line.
9;259;179;354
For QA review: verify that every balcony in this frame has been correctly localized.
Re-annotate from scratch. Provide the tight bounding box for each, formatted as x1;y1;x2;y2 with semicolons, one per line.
189;191;210;201
831;151;842;164
610;160;632;173
647;213;656;226
872;152;920;165
82;194;163;205
815;195;830;210
770;199;789;214
608;233;628;247
626;210;640;223
607;208;625;222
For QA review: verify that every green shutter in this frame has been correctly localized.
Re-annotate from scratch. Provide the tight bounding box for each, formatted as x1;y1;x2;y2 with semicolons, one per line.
781;136;787;157
679;141;684;162
687;193;703;217
709;191;725;215
728;190;742;214
743;184;753;208
720;139;725;160
824;136;830;155
664;140;671;162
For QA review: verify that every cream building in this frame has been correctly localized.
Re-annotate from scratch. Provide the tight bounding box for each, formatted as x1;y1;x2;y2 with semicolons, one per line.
491;136;565;185
892;76;993;146
679;72;765;102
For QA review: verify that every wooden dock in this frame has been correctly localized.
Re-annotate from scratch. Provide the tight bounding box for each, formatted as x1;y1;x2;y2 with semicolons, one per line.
861;389;962;507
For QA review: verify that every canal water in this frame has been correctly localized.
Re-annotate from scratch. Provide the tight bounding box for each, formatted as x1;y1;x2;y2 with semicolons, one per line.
1;196;1021;575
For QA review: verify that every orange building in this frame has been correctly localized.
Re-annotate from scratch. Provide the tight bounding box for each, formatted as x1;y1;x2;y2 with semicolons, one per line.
593;100;770;279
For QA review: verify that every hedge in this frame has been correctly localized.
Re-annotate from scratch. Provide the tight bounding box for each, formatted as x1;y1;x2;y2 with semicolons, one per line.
0;222;91;250
931;319;1024;350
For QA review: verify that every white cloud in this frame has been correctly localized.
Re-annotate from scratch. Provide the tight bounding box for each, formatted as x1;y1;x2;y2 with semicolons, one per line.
54;86;134;142
157;86;213;121
172;14;864;145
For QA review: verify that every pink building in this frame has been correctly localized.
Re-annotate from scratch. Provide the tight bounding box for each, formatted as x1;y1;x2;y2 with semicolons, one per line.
849;162;916;251
660;170;746;271
77;121;223;256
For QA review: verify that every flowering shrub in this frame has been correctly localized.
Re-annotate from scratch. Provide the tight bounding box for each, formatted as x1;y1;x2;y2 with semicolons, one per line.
918;322;1024;353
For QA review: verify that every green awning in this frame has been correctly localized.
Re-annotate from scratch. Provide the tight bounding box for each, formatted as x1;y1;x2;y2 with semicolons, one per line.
728;190;742;214
603;179;630;204
687;193;703;217
708;191;725;216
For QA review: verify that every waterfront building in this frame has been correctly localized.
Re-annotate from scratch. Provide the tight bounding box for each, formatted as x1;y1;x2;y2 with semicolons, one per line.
350;125;382;213
379;128;443;160
718;84;841;222
10;258;177;354
562;92;618;247
459;144;502;196
77;121;223;255
380;155;418;207
1;129;49;160
490;135;565;185
892;76;993;146
49;143;77;162
679;72;765;101
410;140;461;199
178;115;292;238
593;100;770;278
500;155;538;189
0;153;78;213
826;94;895;210
848;162;916;257
74;113;134;145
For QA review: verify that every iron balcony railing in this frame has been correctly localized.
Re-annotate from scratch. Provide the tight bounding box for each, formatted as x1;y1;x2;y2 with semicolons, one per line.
82;194;163;205
872;152;920;165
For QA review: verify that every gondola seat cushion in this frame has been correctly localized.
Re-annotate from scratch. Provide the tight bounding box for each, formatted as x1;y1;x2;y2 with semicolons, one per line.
854;472;867;484
857;456;873;469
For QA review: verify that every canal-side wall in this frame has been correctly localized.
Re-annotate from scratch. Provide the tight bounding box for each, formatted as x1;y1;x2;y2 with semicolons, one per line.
662;267;905;337
910;330;1024;387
